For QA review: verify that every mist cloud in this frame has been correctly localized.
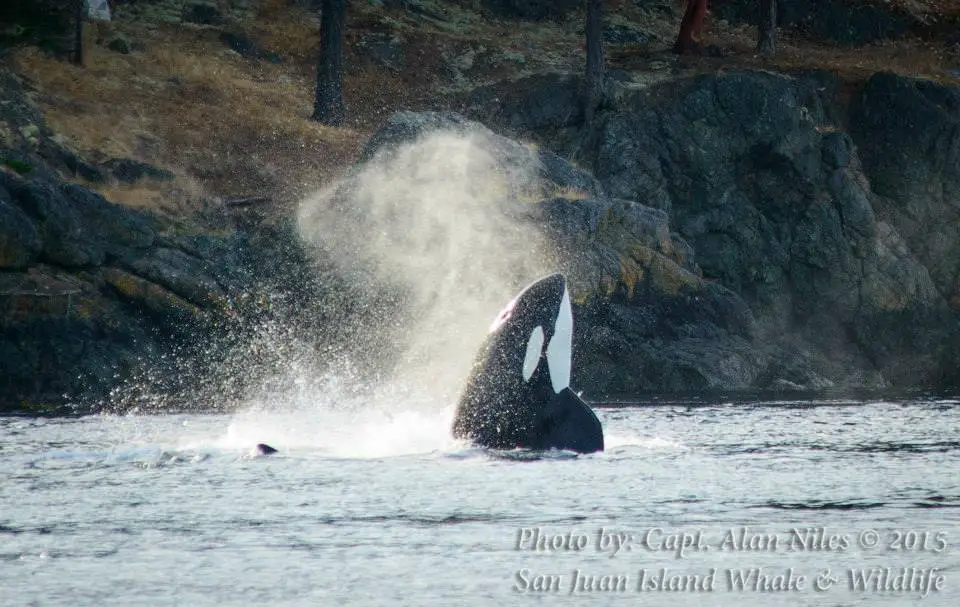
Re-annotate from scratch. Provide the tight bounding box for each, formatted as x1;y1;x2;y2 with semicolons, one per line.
297;127;554;405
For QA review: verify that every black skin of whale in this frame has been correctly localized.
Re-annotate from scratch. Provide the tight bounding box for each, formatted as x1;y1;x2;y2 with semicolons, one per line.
452;274;604;454
254;443;277;455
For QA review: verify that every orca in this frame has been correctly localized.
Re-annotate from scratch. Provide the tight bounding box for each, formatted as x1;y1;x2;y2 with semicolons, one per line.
451;273;604;454
253;443;277;456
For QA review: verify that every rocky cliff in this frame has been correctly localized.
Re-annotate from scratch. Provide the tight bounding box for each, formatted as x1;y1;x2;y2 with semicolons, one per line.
466;68;960;394
2;65;959;412
0;73;346;413
579;69;958;391
299;91;960;397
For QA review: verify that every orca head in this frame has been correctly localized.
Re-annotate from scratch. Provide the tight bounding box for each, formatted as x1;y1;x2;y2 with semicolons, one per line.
452;272;604;453
486;273;573;395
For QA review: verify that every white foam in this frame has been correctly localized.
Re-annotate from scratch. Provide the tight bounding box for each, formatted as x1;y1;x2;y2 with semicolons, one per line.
215;404;461;459
604;433;686;451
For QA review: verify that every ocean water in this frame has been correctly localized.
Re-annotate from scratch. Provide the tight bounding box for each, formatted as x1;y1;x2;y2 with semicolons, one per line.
1;396;958;606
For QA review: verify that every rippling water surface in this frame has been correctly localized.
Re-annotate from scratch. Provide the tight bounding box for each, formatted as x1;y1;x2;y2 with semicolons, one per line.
1;397;958;606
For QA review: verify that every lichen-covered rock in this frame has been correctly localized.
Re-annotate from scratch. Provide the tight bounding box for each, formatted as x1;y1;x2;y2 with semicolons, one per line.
0;166;303;412
5;64;960;411
851;72;960;312
0;266;157;409
581;70;958;388
218;31;282;63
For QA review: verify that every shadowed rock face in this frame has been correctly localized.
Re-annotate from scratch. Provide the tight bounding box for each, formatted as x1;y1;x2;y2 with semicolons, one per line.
468;69;958;391
711;0;914;46
0;165;243;411
0;72;354;413
574;70;958;390
851;72;960;314
0;161;345;413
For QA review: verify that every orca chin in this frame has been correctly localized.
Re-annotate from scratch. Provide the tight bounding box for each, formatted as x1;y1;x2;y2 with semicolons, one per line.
452;273;604;454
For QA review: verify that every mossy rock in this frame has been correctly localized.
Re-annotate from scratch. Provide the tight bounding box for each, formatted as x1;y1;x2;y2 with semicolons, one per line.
1;156;33;175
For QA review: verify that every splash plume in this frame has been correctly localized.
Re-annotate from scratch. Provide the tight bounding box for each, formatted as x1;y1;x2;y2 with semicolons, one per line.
298;124;553;406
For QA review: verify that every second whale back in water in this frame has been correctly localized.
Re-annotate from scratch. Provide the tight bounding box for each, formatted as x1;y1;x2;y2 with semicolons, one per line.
451;274;604;453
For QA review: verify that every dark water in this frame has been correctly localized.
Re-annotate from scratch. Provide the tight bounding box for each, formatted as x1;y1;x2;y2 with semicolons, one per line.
1;397;958;606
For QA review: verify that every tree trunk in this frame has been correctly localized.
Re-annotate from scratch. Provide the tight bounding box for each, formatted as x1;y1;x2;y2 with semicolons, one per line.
757;0;777;56
74;0;84;66
312;0;346;125
584;0;604;125
673;0;708;55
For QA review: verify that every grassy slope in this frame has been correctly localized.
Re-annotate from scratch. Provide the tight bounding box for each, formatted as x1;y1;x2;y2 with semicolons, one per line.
6;0;959;215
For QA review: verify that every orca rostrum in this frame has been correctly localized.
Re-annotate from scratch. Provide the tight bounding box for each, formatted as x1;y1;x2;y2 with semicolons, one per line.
452;273;604;454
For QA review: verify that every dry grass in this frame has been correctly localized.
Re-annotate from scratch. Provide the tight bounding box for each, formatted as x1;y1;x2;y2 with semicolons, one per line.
98;173;215;216
11;21;364;211
248;3;319;60
8;0;497;212
7;0;959;215
98;182;175;211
